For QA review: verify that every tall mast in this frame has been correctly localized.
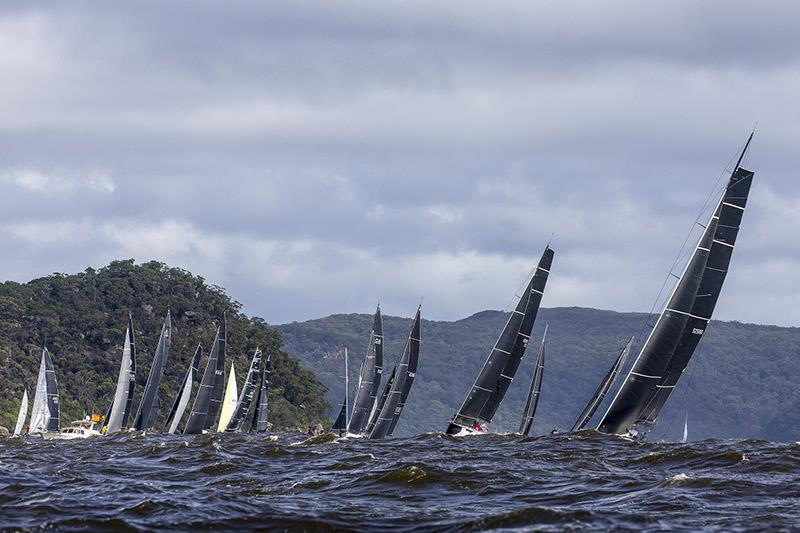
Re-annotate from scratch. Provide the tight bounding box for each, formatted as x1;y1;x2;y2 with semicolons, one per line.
344;347;349;432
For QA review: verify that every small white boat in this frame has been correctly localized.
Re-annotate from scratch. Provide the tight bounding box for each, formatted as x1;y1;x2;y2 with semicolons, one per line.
42;419;101;440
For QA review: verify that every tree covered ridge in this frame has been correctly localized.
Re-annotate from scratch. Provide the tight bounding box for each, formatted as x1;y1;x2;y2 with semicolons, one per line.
0;259;330;430
280;307;800;442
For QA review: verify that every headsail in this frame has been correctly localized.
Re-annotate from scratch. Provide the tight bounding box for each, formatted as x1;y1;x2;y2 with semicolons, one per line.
519;325;547;436
217;364;238;432
29;350;50;433
133;311;172;431
13;390;29;436
598;138;754;435
369;306;421;440
225;349;262;432
386;307;421;437
331;402;347;432
571;337;634;432
682;413;689;443
164;344;203;434
447;246;554;434
366;366;395;435
347;305;384;435
184;318;226;434
105;316;137;434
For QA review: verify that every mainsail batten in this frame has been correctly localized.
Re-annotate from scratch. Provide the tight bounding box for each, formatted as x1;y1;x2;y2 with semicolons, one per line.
598;159;754;435
447;247;554;434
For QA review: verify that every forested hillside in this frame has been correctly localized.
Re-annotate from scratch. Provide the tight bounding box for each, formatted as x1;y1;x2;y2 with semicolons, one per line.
280;308;800;442
0;260;329;431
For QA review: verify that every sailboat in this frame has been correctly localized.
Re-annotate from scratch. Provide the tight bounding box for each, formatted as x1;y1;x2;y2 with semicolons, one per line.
682;413;689;443
519;325;547;437
103;315;137;434
368;306;421;440
225;349;262;432
132;311;171;431
571;337;634;432
13;390;28;437
217;364;238;432
29;347;60;436
163;344;203;434
346;305;384;436
597;135;755;436
447;246;554;435
184;315;227;434
250;351;271;433
331;348;349;435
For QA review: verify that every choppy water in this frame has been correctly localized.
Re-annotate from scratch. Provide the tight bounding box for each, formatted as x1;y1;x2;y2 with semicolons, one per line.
1;432;799;531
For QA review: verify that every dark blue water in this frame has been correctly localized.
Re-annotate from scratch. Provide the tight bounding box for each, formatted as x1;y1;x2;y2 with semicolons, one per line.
1;432;799;531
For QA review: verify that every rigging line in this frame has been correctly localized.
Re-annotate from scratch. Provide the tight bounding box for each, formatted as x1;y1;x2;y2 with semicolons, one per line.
628;140;746;360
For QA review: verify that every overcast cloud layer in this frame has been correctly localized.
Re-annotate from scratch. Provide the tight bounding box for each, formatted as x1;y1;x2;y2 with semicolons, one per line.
1;1;798;326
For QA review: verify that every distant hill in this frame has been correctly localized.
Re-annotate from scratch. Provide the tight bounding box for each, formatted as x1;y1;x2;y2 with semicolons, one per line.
0;260;329;431
280;307;800;441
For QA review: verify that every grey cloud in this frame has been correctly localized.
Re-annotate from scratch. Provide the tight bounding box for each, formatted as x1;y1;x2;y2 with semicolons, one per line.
0;2;797;326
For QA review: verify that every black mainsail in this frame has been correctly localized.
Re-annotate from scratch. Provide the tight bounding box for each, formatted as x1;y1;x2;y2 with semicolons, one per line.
205;315;227;431
598;137;755;435
571;337;633;432
447;246;554;434
347;305;384;435
133;311;172;431
251;351;271;433
43;347;60;432
369;306;421;440
519;325;547;436
225;348;262;432
163;343;203;434
184;319;225;434
386;307;421;437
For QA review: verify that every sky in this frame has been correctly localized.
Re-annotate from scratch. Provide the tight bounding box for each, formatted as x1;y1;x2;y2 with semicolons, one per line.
1;1;799;326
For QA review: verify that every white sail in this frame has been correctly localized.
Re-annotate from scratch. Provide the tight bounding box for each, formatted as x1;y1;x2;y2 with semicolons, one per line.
105;325;134;434
217;365;238;432
13;390;29;436
682;413;689;443
168;368;195;434
28;351;50;433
